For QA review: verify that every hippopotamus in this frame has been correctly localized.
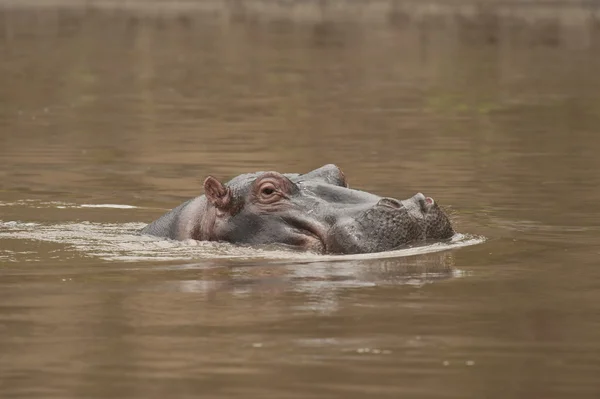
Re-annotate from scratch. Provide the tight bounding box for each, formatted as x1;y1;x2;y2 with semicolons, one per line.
141;164;454;254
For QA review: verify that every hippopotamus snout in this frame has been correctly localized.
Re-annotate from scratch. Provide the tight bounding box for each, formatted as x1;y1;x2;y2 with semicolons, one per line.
325;192;453;254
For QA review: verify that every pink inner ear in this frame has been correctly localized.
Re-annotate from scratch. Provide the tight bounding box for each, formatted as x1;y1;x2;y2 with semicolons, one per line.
203;176;230;208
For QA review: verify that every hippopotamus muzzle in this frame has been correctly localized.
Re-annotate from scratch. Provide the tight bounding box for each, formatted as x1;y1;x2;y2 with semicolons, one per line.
323;192;454;254
141;165;455;255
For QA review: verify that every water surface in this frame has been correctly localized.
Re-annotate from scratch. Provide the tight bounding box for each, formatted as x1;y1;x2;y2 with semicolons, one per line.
1;2;600;398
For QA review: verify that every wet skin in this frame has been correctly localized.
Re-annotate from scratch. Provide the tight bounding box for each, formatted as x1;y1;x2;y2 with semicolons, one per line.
141;164;455;254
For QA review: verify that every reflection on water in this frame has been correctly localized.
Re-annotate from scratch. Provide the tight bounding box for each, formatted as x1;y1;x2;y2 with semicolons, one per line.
2;1;600;398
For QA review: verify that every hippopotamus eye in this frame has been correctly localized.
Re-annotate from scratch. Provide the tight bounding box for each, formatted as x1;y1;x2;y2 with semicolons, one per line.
257;182;281;203
254;172;296;204
261;186;275;196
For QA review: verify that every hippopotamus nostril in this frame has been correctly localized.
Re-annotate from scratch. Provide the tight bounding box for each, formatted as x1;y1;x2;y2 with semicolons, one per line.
410;192;436;213
377;197;402;209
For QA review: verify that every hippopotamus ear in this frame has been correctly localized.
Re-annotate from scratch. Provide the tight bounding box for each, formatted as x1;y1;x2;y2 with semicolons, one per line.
301;164;348;187
203;176;231;209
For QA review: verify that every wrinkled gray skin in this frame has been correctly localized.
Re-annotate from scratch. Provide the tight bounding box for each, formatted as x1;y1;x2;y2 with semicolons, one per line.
141;164;454;254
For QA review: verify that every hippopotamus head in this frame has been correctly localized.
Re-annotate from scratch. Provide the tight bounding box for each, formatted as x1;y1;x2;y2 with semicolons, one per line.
141;164;454;254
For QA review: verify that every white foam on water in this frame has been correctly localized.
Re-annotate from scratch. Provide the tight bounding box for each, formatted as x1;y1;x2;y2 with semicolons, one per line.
0;218;485;263
0;198;485;263
79;204;139;209
296;233;485;262
0;199;163;210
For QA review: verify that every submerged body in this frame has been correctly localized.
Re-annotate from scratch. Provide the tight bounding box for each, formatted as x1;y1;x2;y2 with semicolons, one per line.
141;164;454;254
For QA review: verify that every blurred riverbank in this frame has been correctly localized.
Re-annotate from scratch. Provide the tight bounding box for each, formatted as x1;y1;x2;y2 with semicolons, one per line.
1;0;599;50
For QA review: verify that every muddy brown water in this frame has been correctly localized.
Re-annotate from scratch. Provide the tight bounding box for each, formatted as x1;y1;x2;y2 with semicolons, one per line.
1;3;600;398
